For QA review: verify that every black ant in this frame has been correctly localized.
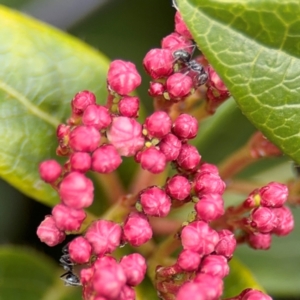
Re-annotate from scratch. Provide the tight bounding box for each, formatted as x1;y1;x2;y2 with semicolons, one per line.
173;48;208;87
59;244;81;286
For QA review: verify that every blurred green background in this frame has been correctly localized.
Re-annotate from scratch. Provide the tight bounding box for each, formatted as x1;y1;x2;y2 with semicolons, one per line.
0;0;299;299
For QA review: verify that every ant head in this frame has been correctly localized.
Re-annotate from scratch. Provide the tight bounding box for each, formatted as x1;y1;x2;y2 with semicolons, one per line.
173;49;191;64
61;271;81;286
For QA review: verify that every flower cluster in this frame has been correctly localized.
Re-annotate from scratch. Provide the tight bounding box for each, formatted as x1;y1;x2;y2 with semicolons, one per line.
36;7;292;300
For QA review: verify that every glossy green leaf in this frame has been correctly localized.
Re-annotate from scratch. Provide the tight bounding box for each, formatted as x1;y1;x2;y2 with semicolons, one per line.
177;0;300;164
0;246;82;300
0;5;109;206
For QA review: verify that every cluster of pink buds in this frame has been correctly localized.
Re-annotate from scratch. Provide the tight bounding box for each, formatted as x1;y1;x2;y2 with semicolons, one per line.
36;7;293;300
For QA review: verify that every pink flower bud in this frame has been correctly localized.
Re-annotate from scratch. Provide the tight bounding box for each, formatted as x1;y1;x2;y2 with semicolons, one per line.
176;144;201;171
174;11;193;40
140;147;167;174
123;212;153;247
272;206;294;236
248;131;282;159
143;48;174;79
69;125;101;153
92;144;122;173
177;249;201;271
70;152;91;173
166;73;193;100
195;194;224;222
85;220;122;255
176;282;206;300
140;186;171;217
80;267;94;285
82;104;112;130
165;175;191;200
39;160;62;183
107;116;145;157
247;233;272;250
93;260;126;299
159;133;182;161
148;81;165;97
239;288;272;300
161;32;193;52
118;96;140;118
144;111;172;138
71;90;96;115
181;221;219;255
52;203;86;231
59;172;94;209
120;253;147;286
172;113;198;140
107;60;141;95
120;285;136;300
57;124;71;141
37;215;65;246
194;172;225;196
250;207;277;233
200;255;229;278
259;182;288;208
215;230;236;259
199;162;219;175
68;236;92;264
194;273;224;299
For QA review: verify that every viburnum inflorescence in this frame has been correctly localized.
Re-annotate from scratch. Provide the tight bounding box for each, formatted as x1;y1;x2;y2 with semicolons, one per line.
36;6;293;300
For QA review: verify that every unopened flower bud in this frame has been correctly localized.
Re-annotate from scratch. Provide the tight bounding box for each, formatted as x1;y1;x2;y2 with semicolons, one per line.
82;104;112;130
120;285;136;300
144;111;172;138
37;215;65;246
39;160;62;183
174;11;193;40
85;220;122;255
177;282;206;300
194;171;225;196
71;90;96;115
161;32;193;52
176;144;201;171
166;73;193;100
177;249;201;271
200;255;229;278
194;273;224;299
247;232;272;250
68;236;92;264
215;230;236;259
92;144;122;173
250;207;277;233
93;260;126;299
195;194;224;222
172;113;198;140
259;182;288;208
69;125;101;153
165;175;191;200
107;116;145;157
59;172;94;209
272;206;294;236
159;133;182;161
107;60;141;95
148;81;165;97
122;212;153;247
52;204;86;231
199;162;219;175
120;253;147;286
140;147;167;174
70;152;91;173
118;96;140;118
143;48;174;79
139;186;171;217
181;221;219;255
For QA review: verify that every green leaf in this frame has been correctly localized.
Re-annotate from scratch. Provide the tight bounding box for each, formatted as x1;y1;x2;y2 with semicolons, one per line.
0;5;109;206
223;257;264;298
0;246;82;300
177;0;300;164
